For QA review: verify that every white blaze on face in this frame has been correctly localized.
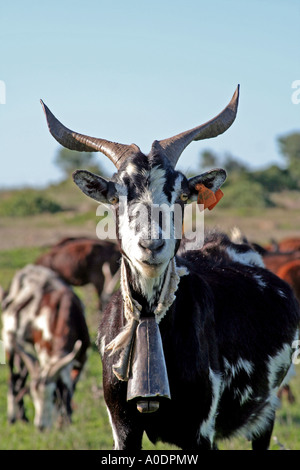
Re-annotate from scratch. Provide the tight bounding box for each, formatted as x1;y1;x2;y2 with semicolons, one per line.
125;162;139;176
118;167;183;282
138;167;168;205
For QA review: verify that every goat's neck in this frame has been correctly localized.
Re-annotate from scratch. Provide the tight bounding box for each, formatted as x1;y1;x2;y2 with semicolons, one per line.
122;258;167;313
121;256;189;322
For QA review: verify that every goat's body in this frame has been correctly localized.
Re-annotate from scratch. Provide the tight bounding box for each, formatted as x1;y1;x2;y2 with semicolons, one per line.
41;87;299;449
98;242;300;450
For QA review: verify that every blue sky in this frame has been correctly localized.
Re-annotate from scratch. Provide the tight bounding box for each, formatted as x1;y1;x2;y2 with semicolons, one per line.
0;0;299;188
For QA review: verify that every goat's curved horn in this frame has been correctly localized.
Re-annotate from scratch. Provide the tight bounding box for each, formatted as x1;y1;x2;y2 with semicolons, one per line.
40;101;140;169
46;340;82;381
151;85;239;167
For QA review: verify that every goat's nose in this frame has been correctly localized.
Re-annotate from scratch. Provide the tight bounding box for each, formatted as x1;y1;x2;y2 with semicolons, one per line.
139;238;165;252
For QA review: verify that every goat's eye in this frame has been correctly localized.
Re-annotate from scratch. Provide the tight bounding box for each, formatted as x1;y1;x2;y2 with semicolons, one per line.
109;195;119;205
180;193;189;202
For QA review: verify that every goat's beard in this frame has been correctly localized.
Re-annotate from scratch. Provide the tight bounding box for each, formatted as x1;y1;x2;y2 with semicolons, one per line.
125;257;168;303
105;256;189;381
135;259;168;279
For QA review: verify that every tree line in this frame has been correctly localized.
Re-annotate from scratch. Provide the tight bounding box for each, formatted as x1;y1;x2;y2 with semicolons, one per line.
197;132;300;208
54;131;300;209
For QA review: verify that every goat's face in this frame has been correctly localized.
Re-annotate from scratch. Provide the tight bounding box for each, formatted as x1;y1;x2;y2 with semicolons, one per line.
73;153;226;279
113;155;184;278
75;153;186;277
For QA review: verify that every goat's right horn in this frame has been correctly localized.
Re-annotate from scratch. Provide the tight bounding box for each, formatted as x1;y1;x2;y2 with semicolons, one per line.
152;85;239;167
40;100;140;169
46;340;82;381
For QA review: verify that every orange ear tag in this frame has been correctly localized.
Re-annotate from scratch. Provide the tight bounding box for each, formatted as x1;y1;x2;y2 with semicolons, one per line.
208;188;224;209
195;184;224;211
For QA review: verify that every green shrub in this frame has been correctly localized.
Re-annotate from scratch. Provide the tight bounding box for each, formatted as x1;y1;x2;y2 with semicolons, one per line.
220;179;274;209
0;190;62;216
250;165;298;192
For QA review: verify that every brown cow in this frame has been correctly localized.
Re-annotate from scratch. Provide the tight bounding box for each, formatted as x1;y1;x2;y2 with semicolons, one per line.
263;254;300;405
35;237;120;310
274;237;300;253
276;259;300;302
1;264;90;429
263;251;300;274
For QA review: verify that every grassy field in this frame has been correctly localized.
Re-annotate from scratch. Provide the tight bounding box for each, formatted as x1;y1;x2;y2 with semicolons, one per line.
0;246;179;451
1;194;300;450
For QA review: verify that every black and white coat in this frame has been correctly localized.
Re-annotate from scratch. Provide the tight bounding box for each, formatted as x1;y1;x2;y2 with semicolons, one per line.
95;175;299;450
41;86;300;450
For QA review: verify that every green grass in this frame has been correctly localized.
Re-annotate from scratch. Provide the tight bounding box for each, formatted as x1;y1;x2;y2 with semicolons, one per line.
0;246;47;290
0;248;176;450
1;246;300;450
0;246;46;270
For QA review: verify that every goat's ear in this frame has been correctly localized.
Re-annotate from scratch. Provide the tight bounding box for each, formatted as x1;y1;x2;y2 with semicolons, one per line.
72;170;111;203
188;168;227;202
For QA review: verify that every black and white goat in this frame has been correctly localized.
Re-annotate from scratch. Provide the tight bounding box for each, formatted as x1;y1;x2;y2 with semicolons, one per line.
41;86;300;450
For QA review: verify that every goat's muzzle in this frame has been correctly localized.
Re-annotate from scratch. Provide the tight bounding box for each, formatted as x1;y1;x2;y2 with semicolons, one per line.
138;238;165;253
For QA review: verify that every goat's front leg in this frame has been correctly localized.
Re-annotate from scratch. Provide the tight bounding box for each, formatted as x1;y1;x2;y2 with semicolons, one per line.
7;353;29;423
251;411;275;451
106;403;144;450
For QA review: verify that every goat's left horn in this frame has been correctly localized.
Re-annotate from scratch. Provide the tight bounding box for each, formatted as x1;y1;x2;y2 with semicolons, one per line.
40;100;140;169
151;85;239;167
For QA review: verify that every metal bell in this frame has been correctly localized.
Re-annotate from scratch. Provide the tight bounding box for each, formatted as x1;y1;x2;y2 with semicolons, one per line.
127;317;171;413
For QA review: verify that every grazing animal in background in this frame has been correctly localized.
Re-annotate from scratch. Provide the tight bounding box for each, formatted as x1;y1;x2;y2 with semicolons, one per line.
277;259;300;303
1;264;90;429
35;237;120;310
41;86;300;450
275;237;300;253
262;251;300;275
194;229;266;269
275;258;300;404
